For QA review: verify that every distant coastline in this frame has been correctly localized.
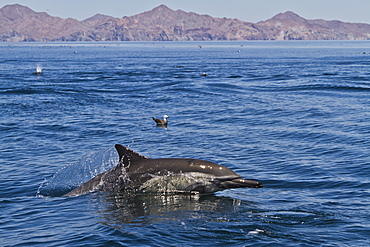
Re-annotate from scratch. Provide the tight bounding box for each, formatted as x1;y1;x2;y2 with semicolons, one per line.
1;4;370;42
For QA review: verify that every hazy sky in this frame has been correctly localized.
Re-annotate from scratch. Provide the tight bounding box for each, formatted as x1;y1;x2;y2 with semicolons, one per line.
1;0;370;24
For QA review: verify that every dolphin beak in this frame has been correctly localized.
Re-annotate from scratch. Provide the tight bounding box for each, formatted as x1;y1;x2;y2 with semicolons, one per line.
221;178;263;189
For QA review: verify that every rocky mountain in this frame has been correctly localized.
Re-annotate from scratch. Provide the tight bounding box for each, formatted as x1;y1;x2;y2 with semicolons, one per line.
1;4;370;41
0;4;88;41
257;11;370;40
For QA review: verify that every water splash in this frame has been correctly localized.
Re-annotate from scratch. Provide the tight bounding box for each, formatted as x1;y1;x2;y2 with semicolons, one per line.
37;147;119;197
33;64;42;74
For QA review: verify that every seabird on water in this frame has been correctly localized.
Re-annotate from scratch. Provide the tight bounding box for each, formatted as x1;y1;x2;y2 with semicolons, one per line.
152;115;169;126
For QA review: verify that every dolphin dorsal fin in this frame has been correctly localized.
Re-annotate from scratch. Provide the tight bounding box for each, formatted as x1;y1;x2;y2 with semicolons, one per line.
115;144;149;168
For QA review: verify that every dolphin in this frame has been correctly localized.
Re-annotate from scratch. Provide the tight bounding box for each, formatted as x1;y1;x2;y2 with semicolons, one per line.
63;144;263;196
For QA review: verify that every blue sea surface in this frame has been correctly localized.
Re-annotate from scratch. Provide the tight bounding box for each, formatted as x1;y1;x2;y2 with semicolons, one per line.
1;41;369;246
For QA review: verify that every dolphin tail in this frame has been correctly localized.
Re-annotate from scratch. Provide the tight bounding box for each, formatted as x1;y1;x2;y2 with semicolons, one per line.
221;178;263;189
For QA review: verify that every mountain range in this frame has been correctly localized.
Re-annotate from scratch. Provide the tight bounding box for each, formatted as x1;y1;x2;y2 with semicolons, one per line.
1;4;370;42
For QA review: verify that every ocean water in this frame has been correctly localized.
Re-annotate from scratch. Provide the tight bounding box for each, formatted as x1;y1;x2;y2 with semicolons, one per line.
1;41;369;246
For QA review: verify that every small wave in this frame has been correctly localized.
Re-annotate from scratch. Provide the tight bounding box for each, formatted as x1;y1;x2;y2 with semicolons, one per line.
246;229;265;236
206;82;246;94
254;83;370;93
227;75;243;78
2;88;42;95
